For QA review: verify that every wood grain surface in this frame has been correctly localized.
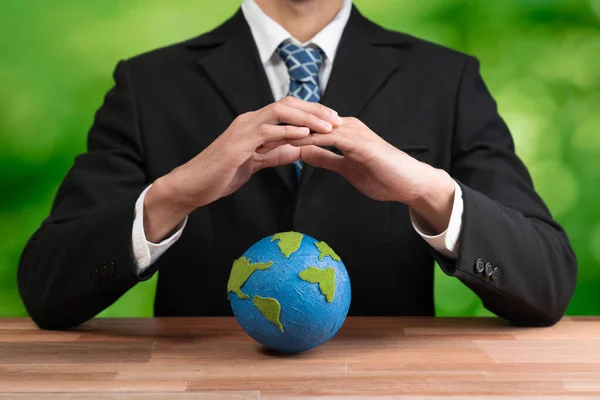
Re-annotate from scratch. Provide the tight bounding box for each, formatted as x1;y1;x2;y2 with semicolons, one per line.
0;317;599;399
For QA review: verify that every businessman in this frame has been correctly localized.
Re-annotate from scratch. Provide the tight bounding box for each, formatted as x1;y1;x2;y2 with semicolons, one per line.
19;0;577;330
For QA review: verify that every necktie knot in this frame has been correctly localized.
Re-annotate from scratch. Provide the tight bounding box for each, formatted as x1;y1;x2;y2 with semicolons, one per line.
277;41;324;97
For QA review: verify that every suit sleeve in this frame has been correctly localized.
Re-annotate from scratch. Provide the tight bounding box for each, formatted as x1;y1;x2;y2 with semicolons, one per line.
434;56;578;326
18;61;157;330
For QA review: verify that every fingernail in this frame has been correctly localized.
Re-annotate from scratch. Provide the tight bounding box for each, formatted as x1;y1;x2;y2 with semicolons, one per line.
300;127;310;134
330;109;338;117
335;115;343;125
321;120;333;130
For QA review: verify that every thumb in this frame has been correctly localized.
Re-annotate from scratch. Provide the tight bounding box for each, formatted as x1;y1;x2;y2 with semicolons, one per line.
253;145;301;172
301;145;344;173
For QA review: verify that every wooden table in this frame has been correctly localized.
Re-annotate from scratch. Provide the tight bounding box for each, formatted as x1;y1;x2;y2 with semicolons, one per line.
0;317;599;399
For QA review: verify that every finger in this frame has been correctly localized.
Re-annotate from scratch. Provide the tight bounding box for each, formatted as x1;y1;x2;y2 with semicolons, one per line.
287;131;355;153
279;96;343;128
301;145;344;173
256;139;286;154
251;124;310;149
263;103;334;135
253;144;301;172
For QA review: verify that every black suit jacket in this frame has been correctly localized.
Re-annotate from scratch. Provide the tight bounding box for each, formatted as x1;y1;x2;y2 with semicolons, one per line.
18;6;577;330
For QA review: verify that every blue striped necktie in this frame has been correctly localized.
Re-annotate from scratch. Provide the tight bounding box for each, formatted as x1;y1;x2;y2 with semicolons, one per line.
277;41;324;180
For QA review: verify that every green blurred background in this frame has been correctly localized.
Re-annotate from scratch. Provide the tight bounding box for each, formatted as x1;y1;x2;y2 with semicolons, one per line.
1;0;599;318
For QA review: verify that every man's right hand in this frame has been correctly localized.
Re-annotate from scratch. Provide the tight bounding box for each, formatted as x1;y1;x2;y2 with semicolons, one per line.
143;97;343;243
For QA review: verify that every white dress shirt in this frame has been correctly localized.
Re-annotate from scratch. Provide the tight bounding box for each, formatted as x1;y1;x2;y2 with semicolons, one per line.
131;0;464;273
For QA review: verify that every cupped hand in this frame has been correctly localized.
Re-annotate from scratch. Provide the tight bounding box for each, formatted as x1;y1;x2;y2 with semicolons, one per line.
144;97;342;242
288;117;456;233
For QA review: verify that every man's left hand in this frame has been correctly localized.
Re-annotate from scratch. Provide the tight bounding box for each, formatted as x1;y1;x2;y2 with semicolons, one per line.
287;117;456;234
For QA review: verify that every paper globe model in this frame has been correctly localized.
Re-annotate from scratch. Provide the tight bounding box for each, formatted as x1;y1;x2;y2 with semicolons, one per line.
227;232;351;353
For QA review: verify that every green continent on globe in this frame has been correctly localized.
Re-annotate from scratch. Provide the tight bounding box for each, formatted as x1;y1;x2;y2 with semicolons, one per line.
227;257;273;300
315;241;341;262
271;232;304;258
253;296;284;332
299;266;336;302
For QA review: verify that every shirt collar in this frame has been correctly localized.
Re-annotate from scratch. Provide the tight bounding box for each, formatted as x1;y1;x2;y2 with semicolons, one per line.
241;0;353;64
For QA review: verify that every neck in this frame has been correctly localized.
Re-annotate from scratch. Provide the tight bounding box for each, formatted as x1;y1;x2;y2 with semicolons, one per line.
255;0;345;42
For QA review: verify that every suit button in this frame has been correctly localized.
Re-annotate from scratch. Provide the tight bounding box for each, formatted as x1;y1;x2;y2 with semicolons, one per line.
485;262;494;277
91;268;101;284
107;262;117;278
492;267;500;281
474;258;485;273
99;265;109;279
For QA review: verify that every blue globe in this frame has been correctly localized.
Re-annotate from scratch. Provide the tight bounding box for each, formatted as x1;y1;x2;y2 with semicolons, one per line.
227;232;351;353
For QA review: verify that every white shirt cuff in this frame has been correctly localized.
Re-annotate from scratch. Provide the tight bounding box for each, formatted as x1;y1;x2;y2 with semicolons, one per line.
409;181;463;259
132;184;188;274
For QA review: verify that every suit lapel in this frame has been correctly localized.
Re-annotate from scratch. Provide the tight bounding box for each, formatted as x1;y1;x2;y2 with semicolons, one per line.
320;7;411;117
188;10;297;193
298;6;414;194
193;10;273;116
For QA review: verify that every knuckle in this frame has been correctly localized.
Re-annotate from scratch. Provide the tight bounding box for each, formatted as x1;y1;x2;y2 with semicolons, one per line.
344;117;361;127
230;116;241;127
305;112;316;124
272;102;284;115
258;124;270;138
233;112;249;126
280;96;293;106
